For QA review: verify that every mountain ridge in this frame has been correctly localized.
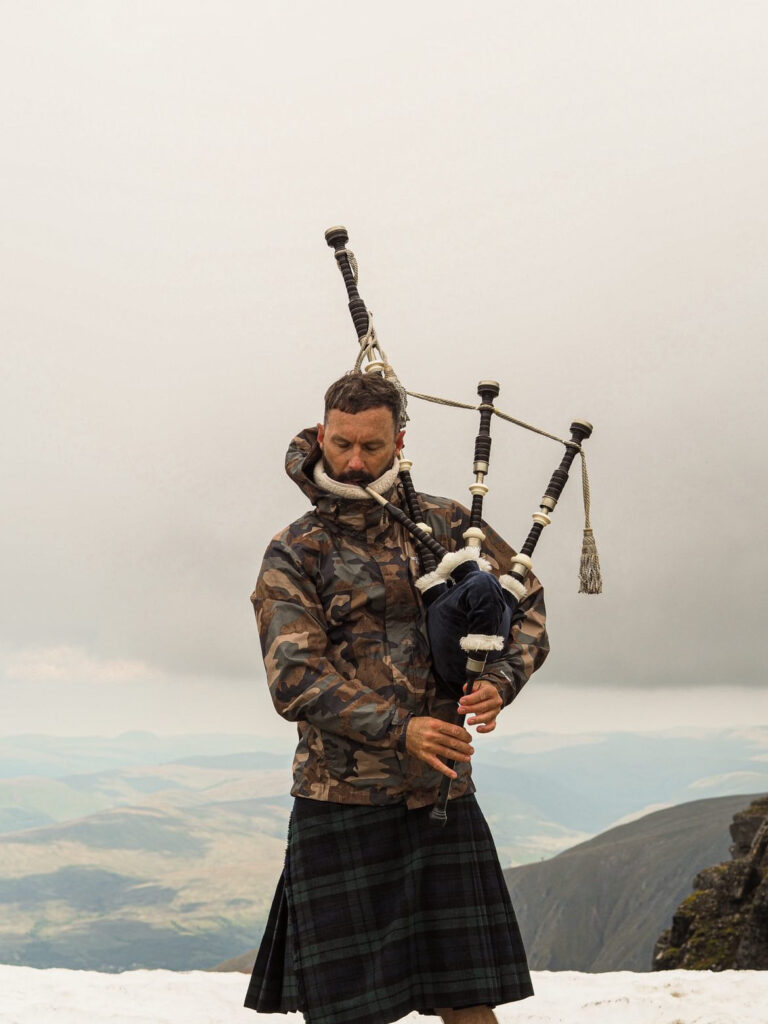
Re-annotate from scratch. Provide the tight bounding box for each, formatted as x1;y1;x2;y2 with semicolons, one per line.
503;791;766;972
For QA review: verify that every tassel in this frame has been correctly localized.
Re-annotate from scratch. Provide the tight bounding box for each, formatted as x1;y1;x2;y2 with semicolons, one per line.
579;527;603;594
578;450;603;594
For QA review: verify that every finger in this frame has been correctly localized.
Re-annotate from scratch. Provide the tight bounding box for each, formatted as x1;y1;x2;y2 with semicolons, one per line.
442;720;473;740
466;709;495;723
459;694;498;711
459;684;497;706
416;727;473;755
426;755;458;779
458;698;500;718
466;710;498;726
474;721;497;734
438;725;473;745
431;741;473;761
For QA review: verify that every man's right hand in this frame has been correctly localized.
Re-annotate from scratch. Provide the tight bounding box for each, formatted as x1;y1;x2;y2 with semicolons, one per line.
405;717;474;779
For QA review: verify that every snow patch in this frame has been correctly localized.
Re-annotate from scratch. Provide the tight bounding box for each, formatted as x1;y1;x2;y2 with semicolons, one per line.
1;966;767;1023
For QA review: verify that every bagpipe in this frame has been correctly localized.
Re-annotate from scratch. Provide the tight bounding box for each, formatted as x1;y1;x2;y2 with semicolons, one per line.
324;226;602;824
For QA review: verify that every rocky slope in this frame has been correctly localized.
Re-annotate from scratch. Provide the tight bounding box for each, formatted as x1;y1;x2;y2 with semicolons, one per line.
503;793;763;972
653;795;768;970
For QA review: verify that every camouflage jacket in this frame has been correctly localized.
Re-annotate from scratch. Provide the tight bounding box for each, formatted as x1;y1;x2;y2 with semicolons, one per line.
252;427;549;809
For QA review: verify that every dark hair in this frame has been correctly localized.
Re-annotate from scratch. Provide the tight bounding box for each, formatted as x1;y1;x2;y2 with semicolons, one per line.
323;372;402;430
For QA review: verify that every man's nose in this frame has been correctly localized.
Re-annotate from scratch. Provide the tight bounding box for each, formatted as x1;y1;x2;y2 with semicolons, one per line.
347;450;365;470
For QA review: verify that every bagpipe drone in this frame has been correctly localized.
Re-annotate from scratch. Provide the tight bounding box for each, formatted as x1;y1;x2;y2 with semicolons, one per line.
324;226;602;824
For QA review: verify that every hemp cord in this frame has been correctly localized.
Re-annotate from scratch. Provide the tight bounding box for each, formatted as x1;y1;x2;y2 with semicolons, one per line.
351;310;409;429
406;389;602;593
339;300;603;592
407;389;570;445
334;246;359;284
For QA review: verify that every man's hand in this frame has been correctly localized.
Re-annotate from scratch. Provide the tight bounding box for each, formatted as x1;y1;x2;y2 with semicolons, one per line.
457;680;503;734
405;717;474;780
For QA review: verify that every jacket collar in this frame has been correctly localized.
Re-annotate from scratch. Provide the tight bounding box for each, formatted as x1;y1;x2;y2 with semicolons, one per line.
285;426;403;532
311;459;401;501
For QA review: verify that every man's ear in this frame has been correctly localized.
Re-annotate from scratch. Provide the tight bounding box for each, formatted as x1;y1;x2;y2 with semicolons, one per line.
317;422;325;447
395;429;405;453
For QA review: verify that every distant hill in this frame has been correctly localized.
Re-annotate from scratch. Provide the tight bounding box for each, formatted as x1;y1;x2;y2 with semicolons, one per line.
3;727;768;858
0;754;295;971
479;729;768;833
503;792;766;972
0;797;290;971
2;730;768;971
0;732;294;779
0;751;292;833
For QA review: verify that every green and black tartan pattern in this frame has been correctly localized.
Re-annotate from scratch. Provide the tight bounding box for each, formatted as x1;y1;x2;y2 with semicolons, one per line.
244;795;533;1024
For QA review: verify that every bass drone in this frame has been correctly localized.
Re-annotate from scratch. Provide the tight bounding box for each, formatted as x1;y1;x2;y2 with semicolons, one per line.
324;226;602;824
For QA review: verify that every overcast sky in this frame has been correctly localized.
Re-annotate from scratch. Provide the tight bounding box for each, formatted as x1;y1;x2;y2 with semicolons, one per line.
2;1;767;737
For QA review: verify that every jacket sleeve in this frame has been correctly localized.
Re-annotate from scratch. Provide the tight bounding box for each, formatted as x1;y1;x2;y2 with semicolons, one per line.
251;540;410;748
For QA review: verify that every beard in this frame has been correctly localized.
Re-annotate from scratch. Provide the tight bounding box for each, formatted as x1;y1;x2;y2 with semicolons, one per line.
322;454;378;487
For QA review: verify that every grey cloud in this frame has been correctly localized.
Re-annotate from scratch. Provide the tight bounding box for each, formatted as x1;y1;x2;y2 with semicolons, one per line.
2;1;767;709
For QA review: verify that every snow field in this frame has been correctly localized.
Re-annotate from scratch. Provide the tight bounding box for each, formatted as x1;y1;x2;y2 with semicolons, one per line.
1;966;766;1024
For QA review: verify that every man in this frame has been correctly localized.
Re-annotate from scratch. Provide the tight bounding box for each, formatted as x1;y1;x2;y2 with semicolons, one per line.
245;372;548;1024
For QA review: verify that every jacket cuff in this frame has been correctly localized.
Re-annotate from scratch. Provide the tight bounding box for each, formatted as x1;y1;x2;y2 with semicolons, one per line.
392;711;413;753
478;668;517;708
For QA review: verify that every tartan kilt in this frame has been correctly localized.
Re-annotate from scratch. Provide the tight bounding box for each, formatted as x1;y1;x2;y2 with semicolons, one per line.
244;794;533;1024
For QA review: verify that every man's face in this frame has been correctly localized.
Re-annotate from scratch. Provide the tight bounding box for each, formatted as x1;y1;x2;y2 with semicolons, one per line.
317;406;405;486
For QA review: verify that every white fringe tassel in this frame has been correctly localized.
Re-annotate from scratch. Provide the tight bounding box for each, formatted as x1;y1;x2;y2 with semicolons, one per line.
460;634;505;652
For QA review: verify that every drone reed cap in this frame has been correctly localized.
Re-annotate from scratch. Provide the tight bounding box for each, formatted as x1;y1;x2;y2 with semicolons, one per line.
571;420;593;440
325;226;349;247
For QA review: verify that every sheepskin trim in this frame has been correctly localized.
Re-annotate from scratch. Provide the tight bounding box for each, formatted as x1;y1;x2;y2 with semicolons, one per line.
312;459;401;500
499;574;527;601
414;571;447;593
368;459;402;495
435;548;494;578
460;634;506;652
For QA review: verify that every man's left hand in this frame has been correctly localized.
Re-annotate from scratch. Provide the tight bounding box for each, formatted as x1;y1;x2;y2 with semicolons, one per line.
457;680;503;734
